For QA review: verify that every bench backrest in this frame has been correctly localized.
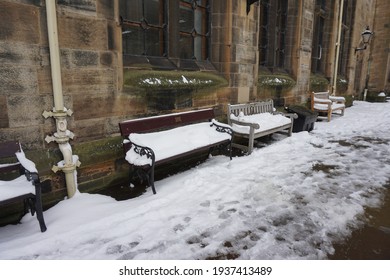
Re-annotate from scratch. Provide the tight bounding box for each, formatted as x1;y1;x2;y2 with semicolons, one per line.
228;99;274;118
0;141;22;175
312;91;330;100
119;108;216;152
311;91;330;110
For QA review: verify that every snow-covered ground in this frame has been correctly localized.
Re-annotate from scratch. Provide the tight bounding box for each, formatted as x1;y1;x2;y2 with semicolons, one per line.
0;101;389;260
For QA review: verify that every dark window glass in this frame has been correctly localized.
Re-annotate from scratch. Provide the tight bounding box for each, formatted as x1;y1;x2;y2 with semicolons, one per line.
275;0;287;68
259;0;288;70
338;0;354;77
120;0;210;62
312;16;324;73
259;0;269;66
312;0;328;74
120;0;166;56
179;0;209;60
316;0;326;10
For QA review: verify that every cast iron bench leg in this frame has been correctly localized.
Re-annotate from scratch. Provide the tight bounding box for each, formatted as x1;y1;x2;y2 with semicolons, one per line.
35;191;47;232
147;165;157;195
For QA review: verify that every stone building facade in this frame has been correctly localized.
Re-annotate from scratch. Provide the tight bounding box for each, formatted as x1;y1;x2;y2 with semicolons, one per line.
0;0;388;214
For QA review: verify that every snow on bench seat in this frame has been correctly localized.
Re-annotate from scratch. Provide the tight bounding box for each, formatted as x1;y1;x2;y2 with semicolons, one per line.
119;108;233;194
229;112;292;135
0;176;35;201
227;100;296;154
313;102;345;112
126;121;231;166
311;91;345;122
0;141;47;232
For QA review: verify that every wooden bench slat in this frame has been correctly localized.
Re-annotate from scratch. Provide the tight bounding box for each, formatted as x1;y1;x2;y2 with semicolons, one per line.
119;108;215;136
227;99;296;154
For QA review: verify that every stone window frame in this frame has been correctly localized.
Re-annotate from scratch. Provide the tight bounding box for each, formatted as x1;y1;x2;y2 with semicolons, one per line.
311;1;328;74
258;0;290;72
337;0;355;77
119;0;213;71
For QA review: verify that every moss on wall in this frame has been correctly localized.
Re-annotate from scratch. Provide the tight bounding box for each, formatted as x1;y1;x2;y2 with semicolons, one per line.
336;76;348;94
257;73;296;106
258;73;296;90
309;74;329;92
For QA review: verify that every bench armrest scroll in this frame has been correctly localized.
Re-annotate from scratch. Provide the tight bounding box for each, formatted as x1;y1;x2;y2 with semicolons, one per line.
211;119;233;135
128;139;156;167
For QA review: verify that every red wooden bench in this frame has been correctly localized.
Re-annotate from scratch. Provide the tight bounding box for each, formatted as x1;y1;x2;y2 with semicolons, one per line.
119;108;232;194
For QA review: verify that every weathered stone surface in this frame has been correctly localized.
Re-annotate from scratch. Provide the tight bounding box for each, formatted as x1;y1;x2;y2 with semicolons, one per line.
58;16;107;51
100;51;116;67
0;66;38;95
57;0;96;12
0;1;40;44
5;0;43;6
7;95;49;128
61;49;99;68
0;41;41;66
62;68;115;96
0;125;43;149
96;0;115;20
37;66;53;95
0;96;8;128
73;118;106;142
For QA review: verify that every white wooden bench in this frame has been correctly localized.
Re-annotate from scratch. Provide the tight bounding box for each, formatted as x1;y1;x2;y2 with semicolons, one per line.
227;99;297;154
0;141;49;232
311;91;345;122
119;108;233;194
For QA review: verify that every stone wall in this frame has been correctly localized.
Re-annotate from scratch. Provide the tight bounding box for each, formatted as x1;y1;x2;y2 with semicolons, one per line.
370;0;390;93
211;0;259;103
0;0;124;203
0;0;386;215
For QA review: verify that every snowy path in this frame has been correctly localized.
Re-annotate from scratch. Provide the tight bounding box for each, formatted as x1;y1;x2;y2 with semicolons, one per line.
0;101;389;260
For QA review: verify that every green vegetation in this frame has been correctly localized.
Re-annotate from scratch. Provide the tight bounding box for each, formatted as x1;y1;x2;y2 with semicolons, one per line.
123;70;228;91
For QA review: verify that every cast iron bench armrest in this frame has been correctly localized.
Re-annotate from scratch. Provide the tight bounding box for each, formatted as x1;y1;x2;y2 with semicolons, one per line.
0;141;48;232
211;119;234;135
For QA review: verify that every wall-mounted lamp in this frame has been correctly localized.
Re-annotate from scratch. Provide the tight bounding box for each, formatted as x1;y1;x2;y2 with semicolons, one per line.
355;26;374;53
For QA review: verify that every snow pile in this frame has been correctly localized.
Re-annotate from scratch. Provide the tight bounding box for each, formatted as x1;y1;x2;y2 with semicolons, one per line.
0;101;389;260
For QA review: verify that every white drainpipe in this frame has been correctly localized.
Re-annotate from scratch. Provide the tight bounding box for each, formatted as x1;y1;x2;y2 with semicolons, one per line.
332;0;344;96
43;0;80;198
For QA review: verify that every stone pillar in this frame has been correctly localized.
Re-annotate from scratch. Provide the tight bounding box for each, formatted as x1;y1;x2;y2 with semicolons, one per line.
211;0;259;104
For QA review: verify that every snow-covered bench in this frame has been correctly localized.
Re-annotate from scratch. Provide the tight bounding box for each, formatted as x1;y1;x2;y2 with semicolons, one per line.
119;108;233;194
0;141;48;232
311;91;345;122
227;100;297;154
